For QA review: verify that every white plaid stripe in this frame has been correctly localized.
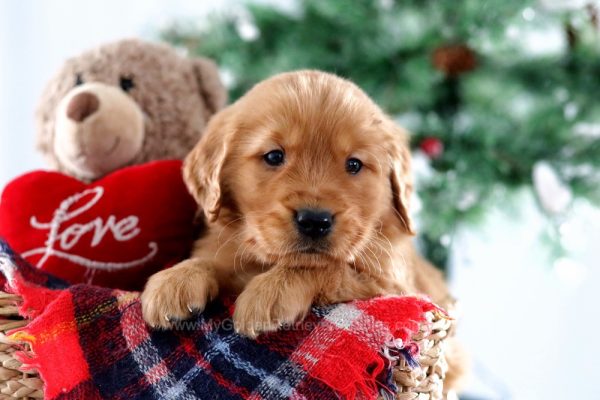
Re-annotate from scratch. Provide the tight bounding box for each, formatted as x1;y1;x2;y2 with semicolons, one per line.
324;303;362;329
119;304;197;400
290;301;393;380
247;359;308;400
202;319;302;399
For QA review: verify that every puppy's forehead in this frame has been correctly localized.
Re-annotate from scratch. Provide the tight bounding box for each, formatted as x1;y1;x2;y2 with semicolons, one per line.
240;71;385;147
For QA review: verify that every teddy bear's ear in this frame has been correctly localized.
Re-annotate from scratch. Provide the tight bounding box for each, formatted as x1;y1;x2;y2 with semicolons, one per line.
191;57;227;116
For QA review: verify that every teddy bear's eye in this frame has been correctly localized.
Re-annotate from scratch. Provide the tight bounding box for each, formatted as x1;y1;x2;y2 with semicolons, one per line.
119;76;135;92
75;73;84;87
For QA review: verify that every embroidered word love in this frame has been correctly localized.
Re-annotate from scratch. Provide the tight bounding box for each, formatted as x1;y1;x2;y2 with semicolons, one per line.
22;187;158;271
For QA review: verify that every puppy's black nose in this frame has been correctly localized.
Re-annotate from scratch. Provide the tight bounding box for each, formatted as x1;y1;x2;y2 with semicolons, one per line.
295;209;333;239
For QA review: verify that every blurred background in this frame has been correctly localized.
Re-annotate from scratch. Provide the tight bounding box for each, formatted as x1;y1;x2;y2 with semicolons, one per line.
1;1;599;399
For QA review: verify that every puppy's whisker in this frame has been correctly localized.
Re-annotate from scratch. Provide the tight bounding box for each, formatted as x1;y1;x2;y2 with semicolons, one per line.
374;231;395;261
357;233;381;277
272;241;285;266
244;242;260;273
391;208;411;231
352;226;390;277
369;239;394;272
376;229;408;273
363;241;384;276
233;240;251;274
281;243;293;266
354;248;369;272
237;241;255;273
375;220;384;235
358;248;377;278
369;232;392;255
352;226;374;255
216;216;246;244
214;228;245;259
350;231;374;274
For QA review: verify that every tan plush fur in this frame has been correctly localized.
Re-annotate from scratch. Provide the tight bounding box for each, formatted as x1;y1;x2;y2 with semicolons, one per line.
36;38;226;181
141;70;465;390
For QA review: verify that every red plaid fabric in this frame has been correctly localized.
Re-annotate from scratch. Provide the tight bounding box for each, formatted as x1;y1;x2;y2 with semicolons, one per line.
0;239;442;400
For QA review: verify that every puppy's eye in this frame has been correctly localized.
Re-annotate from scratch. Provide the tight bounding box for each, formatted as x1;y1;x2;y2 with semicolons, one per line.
119;76;135;92
346;158;363;174
263;150;285;166
75;73;84;87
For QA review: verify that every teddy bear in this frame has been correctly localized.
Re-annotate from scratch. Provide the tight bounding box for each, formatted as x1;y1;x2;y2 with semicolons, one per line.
35;38;226;181
0;38;226;289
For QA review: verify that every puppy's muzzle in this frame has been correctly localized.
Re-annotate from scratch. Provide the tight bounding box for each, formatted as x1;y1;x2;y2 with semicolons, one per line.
294;208;334;240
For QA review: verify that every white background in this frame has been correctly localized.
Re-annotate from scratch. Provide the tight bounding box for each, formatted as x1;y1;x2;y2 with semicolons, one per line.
0;1;598;399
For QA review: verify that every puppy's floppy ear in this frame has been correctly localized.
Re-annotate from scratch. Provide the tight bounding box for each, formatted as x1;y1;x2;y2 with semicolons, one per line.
191;57;227;116
183;108;233;223
387;122;416;235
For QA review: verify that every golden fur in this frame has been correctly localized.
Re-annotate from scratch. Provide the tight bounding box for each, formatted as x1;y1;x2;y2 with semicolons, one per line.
141;70;465;389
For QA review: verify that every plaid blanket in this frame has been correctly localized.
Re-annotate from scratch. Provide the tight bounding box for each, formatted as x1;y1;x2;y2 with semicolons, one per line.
0;239;441;400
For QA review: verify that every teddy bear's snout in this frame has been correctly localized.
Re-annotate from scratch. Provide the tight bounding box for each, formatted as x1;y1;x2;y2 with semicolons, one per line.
54;82;146;180
66;92;100;122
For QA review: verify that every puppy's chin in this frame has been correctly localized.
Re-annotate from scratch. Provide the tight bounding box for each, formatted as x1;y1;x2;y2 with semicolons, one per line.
291;253;334;268
256;246;340;268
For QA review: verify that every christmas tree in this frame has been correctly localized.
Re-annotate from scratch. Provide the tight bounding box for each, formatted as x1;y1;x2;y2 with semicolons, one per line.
163;0;600;269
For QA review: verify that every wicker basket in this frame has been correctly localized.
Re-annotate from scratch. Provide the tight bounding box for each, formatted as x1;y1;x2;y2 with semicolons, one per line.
0;290;451;400
0;292;42;399
392;311;453;400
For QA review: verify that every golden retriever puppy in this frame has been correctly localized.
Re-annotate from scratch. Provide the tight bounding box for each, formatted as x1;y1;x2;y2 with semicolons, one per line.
141;70;464;387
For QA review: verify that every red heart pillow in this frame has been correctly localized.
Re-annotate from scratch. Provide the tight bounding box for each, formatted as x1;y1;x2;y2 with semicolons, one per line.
0;160;198;290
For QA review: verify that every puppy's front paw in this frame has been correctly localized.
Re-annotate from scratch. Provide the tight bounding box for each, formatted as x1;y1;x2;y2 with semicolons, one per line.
233;272;313;338
141;259;218;329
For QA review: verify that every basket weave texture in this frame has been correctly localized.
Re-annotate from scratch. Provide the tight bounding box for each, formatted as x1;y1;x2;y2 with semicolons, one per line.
0;291;451;400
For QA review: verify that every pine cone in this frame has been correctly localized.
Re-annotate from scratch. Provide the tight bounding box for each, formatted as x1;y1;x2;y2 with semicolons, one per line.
432;44;477;77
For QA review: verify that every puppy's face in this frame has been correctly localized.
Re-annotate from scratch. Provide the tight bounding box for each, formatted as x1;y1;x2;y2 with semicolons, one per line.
186;71;414;268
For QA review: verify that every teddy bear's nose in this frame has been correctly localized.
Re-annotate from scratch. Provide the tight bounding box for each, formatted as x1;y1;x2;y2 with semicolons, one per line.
67;92;100;122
